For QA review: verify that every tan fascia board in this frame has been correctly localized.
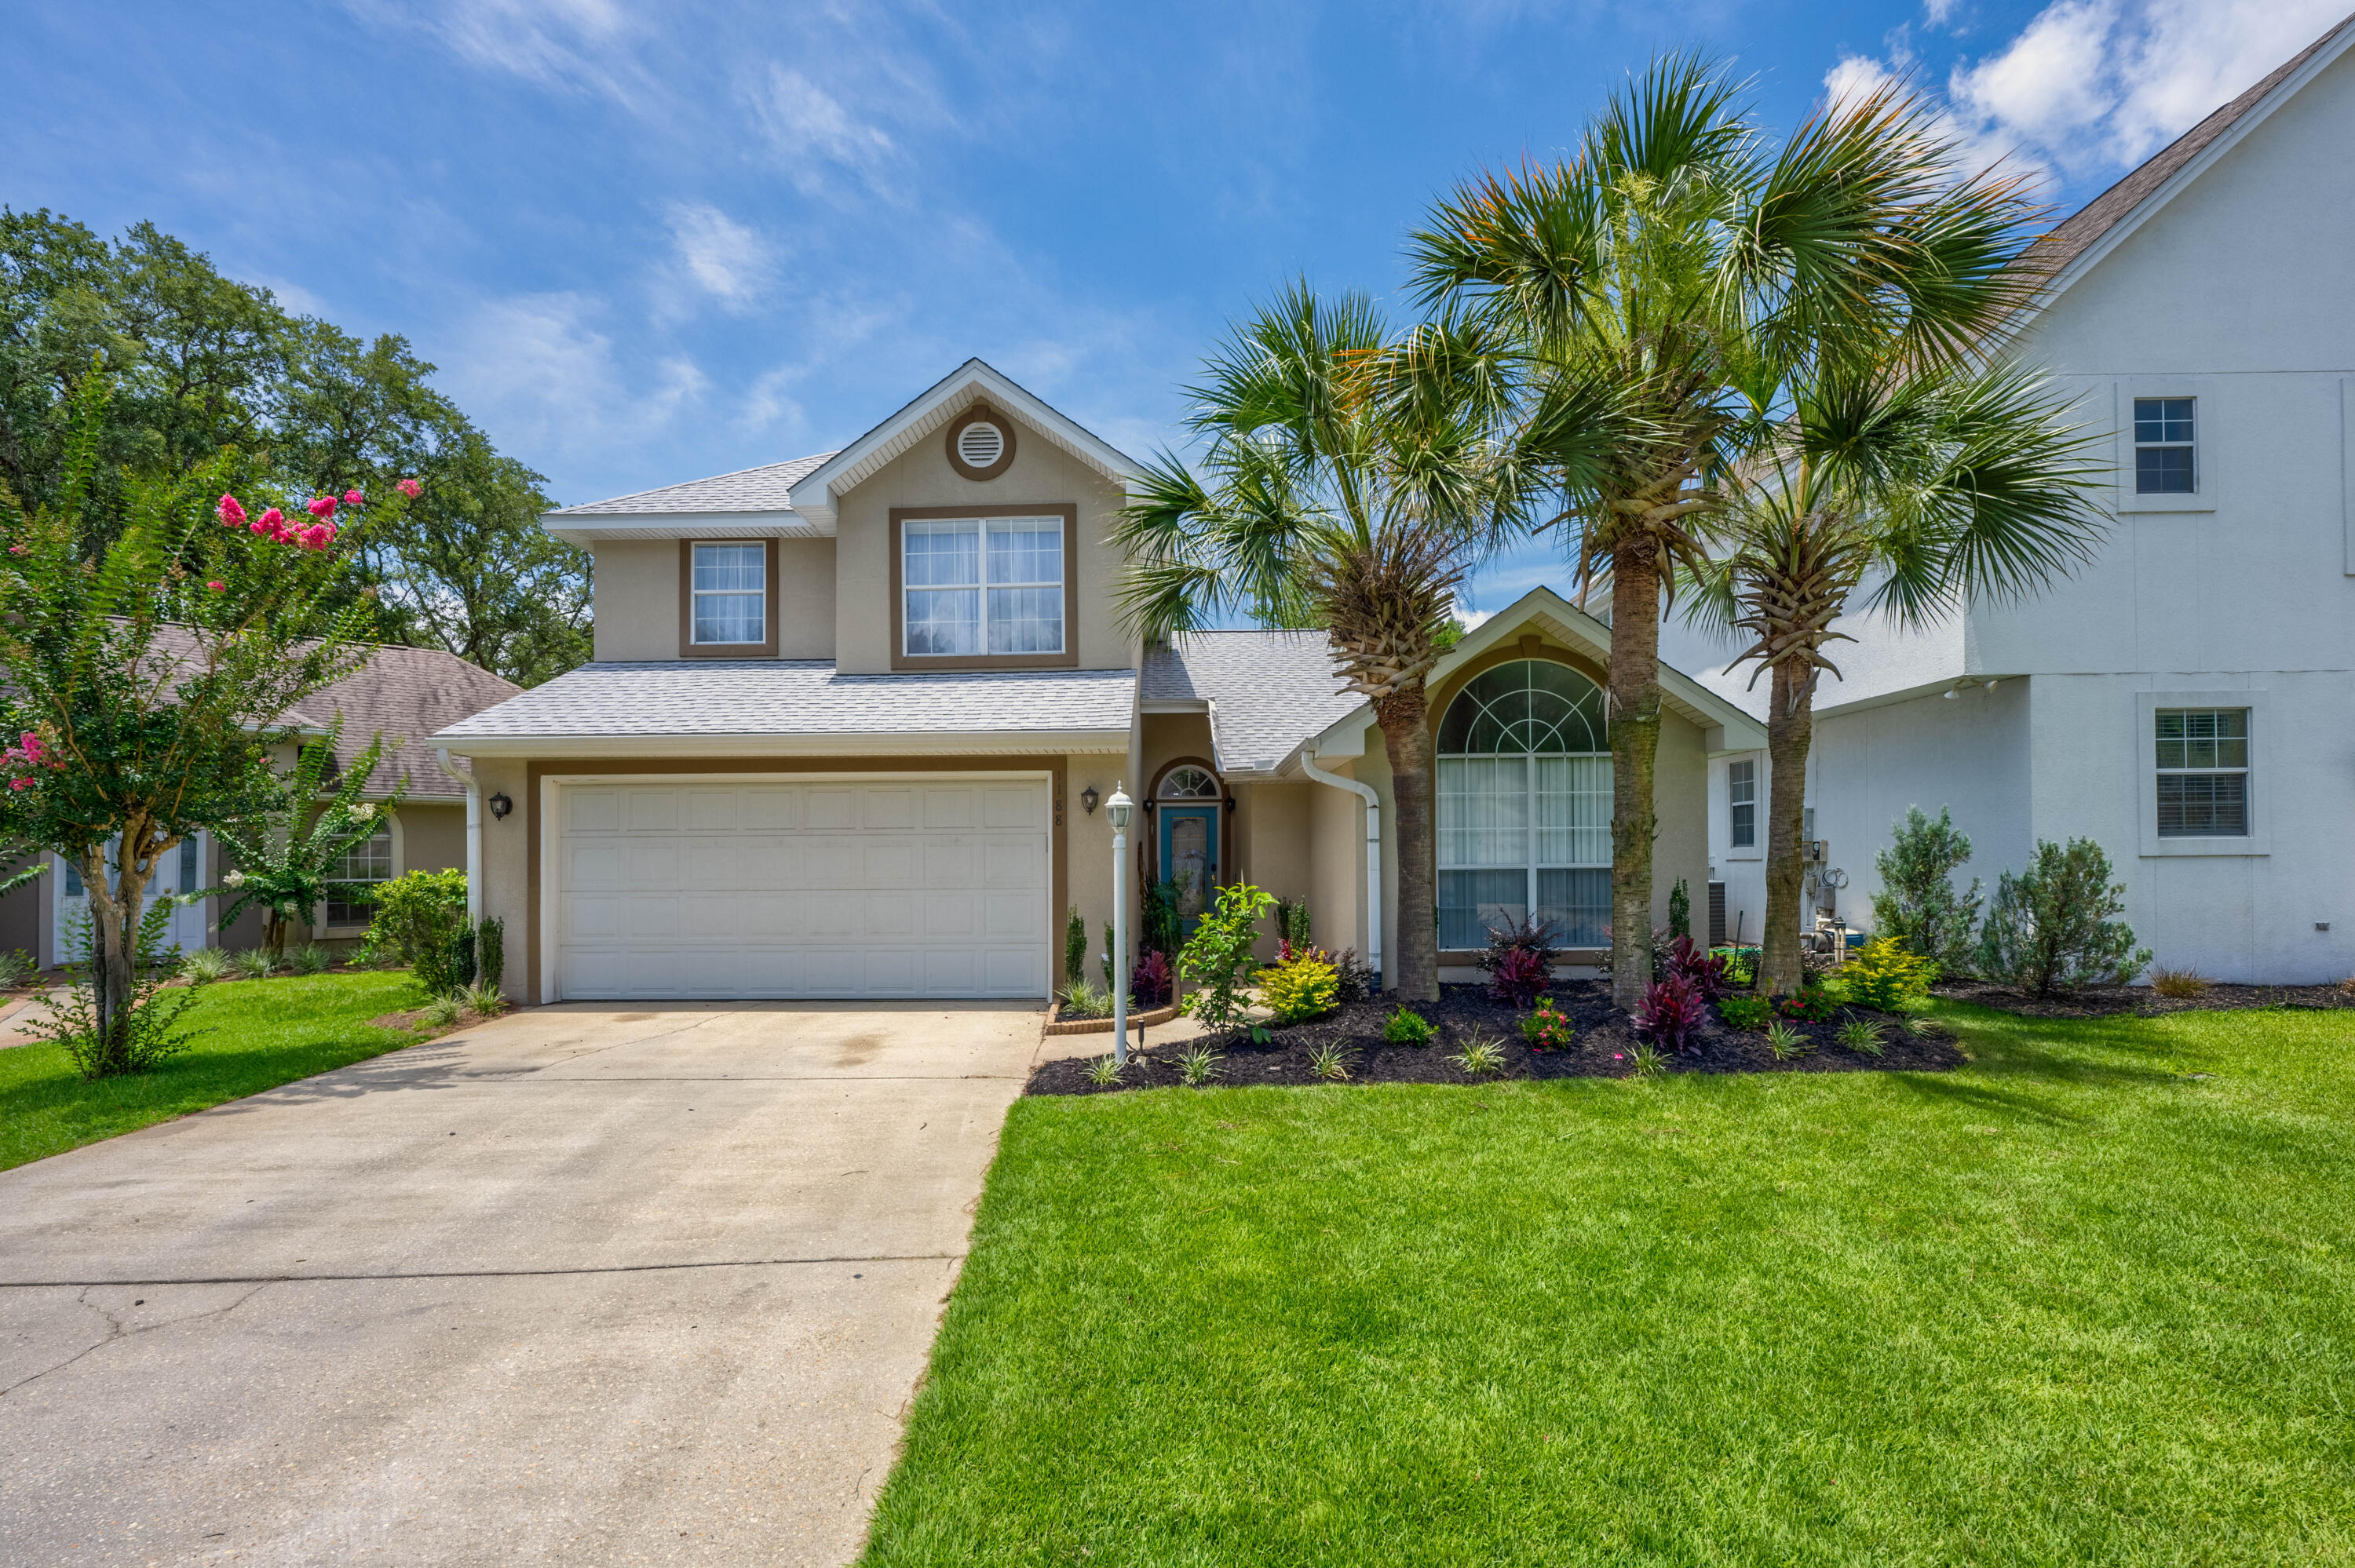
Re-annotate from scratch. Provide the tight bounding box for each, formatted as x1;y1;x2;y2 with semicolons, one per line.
542;509;825;546
1140;698;1208;714
787;358;1140;527
429;728;1133;760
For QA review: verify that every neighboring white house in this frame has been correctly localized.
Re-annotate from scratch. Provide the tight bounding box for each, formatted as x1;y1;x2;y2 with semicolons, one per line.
1663;14;2355;983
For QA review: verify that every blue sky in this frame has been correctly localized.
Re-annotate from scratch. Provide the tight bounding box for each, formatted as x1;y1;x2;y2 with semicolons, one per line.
5;0;2344;618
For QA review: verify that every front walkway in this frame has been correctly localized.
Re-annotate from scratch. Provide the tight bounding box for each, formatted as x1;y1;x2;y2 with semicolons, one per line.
0;1001;1042;1566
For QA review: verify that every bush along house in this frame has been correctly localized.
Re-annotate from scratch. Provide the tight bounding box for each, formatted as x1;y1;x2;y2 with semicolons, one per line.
433;359;1765;1004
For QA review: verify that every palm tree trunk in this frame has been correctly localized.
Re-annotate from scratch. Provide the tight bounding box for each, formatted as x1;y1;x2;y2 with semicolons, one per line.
1375;683;1437;1003
1759;659;1816;995
1606;536;1663;1010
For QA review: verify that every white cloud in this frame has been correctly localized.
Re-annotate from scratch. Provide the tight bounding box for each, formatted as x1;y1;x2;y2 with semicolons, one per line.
747;64;903;196
1826;0;2346;188
434;291;706;472
356;0;653;108
663;203;777;310
1922;0;1962;26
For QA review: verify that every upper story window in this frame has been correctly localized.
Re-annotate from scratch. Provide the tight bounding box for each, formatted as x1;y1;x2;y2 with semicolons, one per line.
2156;708;2247;837
2133;398;2195;494
903;516;1064;656
691;543;766;645
1727;757;1756;848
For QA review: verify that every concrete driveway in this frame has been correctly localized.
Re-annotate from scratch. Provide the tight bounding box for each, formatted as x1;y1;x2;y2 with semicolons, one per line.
0;1002;1044;1566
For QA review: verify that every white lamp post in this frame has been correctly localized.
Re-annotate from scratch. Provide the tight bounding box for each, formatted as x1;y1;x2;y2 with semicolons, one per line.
1106;784;1134;1067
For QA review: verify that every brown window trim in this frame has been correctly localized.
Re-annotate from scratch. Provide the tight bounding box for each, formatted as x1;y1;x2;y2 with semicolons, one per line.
944;404;1017;481
889;505;1080;672
678;539;781;658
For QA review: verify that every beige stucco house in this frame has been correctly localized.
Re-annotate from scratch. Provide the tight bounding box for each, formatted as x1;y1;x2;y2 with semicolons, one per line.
434;359;1764;1004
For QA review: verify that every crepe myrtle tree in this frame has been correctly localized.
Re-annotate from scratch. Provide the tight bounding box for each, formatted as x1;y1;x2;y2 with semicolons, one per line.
209;713;408;956
0;370;415;1074
1408;57;2035;1006
1112;285;1615;1002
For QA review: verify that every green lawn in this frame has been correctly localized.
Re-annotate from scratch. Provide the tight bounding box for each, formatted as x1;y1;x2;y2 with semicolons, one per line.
0;969;429;1172
866;1004;2355;1566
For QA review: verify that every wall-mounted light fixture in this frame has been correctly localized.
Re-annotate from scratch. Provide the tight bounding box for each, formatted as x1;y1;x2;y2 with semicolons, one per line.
488;791;513;820
1080;784;1101;815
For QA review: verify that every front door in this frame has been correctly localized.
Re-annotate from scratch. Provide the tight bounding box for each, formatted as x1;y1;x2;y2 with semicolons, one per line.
1159;805;1220;933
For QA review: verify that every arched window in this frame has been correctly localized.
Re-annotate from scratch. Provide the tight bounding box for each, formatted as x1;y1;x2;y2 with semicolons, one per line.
1157;764;1221;800
1437;659;1612;950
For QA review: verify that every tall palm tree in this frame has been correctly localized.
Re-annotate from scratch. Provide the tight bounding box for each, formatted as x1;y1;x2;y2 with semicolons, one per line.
1112;285;1611;1001
1407;58;2032;1007
1696;357;2106;994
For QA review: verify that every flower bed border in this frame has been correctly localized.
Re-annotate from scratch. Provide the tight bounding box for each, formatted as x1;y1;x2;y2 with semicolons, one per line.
1042;1001;1181;1037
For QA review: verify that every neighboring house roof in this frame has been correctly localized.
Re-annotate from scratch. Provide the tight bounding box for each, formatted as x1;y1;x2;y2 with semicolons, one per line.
1142;631;1365;776
285;645;524;799
433;661;1137;757
788;359;1141;530
2014;13;2355;305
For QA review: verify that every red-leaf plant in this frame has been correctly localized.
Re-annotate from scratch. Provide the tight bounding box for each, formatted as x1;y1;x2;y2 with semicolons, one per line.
1662;934;1731;1000
1633;974;1708;1053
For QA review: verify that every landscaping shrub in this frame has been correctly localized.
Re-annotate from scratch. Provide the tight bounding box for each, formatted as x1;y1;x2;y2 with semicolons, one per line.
366;870;468;974
1842;936;1934;1012
1974;837;2151;995
1479;916;1561;1006
1382;1006;1434;1045
1272;897;1313;961
1871;806;1984;973
0;949;34;990
460;980;509;1017
1667;877;1691;940
1765;1019;1812;1060
1064;906;1087;988
291;943;331;975
1331;947;1375;1004
1130;949;1173;1008
1521;996;1574;1052
476;917;505;994
2149;965;2210;999
1717;994;1772;1031
1661;934;1730;999
1057;977;1114;1020
1141;880;1183;964
1776;977;1837;1023
1178;882;1276;1032
1448;1033;1506;1078
1633;975;1707;1052
232;947;281;980
1260;951;1339;1024
1177;1044;1225;1086
31;903;206;1079
180;946;232;983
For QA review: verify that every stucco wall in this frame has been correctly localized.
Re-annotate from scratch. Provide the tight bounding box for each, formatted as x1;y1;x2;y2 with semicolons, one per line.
399;802;468;878
832;411;1134;676
1306;766;1370;968
473;757;532;997
1236;781;1312;961
590;538;838;662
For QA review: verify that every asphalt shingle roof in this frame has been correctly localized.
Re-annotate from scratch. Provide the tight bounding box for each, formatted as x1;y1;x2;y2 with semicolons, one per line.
1142;631;1366;773
435;662;1137;739
548;453;838;516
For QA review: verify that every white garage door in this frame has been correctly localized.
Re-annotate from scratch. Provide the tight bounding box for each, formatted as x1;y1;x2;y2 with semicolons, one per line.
554;777;1051;1001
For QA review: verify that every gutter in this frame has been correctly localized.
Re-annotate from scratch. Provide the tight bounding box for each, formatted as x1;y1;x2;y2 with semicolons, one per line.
434;748;482;925
1297;748;1381;981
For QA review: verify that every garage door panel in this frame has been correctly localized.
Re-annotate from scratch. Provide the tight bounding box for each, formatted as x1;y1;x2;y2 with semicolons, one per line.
557;777;1049;1001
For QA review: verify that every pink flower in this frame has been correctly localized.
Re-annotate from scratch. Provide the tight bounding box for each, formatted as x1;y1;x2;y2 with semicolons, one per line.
250;518;269;535
206;580;226;591
257;507;284;530
306;496;338;520
7;544;24;556
319;522;338;545
303;523;330;549
217;494;247;527
342;488;364;505
7;779;27;792
396;477;422;499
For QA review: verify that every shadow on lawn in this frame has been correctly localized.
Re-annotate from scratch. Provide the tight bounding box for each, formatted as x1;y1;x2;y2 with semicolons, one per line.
1889;1004;2203;1123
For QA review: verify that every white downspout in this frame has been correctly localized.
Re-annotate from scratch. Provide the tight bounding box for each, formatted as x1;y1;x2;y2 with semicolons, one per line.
1298;749;1381;982
435;748;482;925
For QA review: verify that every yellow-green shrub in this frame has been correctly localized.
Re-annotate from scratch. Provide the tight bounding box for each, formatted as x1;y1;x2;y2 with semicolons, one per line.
1260;953;1339;1023
1842;936;1936;1012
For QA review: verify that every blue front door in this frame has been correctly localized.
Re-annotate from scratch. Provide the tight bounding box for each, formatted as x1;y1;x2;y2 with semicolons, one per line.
1159;805;1220;933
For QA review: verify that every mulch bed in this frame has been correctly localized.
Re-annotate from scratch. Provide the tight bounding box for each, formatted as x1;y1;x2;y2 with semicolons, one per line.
368;1003;503;1034
1026;982;1962;1096
1936;978;2355;1018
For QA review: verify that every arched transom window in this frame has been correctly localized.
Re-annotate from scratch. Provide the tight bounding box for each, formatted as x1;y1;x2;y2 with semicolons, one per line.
1158;764;1221;800
1437;658;1612;949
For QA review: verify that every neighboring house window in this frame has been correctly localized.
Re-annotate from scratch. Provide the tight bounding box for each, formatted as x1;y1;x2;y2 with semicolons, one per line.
1728;758;1756;848
1437;659;1611;950
690;543;767;645
2133;397;2195;494
2156;708;2248;837
326;824;394;927
903;517;1064;656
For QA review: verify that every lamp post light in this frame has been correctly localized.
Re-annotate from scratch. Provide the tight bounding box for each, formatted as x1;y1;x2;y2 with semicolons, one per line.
1106;783;1134;1067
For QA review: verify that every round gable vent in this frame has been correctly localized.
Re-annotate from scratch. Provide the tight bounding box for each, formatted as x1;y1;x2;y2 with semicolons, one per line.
946;407;1016;480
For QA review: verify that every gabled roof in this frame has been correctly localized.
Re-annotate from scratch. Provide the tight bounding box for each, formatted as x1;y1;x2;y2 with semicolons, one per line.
788;359;1141;529
432;660;1136;758
1302;586;1767;764
1142;631;1366;776
2015;13;2355;309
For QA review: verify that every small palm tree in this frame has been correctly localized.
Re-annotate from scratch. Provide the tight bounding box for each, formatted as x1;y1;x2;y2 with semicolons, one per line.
1693;356;2106;994
209;714;406;954
1408;57;2035;1007
1112;285;1604;1001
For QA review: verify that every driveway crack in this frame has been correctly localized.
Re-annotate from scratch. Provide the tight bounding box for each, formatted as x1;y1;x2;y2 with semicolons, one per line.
2;1282;268;1397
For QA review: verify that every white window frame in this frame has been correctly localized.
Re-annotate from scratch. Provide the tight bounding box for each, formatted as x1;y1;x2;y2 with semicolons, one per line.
317;811;404;936
2130;396;2196;498
2115;377;2217;515
1725;756;1759;857
688;541;769;647
900;516;1065;658
2136;689;2269;856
